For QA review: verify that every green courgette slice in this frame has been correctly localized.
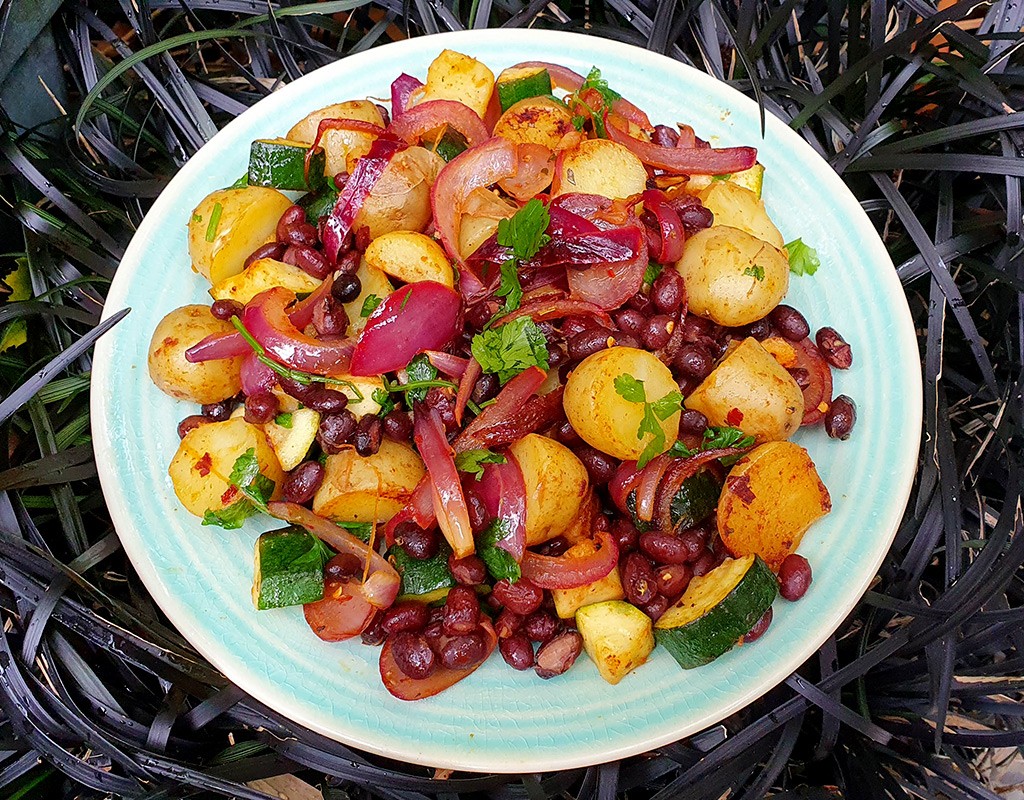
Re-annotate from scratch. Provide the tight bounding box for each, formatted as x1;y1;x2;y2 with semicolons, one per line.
496;67;553;112
654;554;777;668
388;540;456;603
627;467;723;533
248;138;326;192
252;525;326;610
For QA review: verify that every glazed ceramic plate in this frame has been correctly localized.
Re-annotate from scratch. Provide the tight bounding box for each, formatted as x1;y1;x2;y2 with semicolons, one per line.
92;29;921;773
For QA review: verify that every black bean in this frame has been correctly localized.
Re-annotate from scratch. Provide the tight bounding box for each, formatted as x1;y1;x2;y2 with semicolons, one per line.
353;414;383;456
390;632;436;679
825;395;856;440
177;415;209;438
673;344;715;380
244;391;279;424
471;373;500;404
573;444;617;485
382;410;413;442
304;387;349;414
651;271;684;314
816;327;853;369
778;554;812;600
642;315;674;350
210;299;244;321
398;525;440;560
331;274;362;304
325;553;362;580
769;305;810;341
567;327;614;361
201;400;234;421
317;410;357;454
281;461;325;504
615;308;646;337
243;242;286;271
678;408;709;436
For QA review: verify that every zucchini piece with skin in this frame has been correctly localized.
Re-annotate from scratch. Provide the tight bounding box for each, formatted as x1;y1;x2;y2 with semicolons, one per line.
626;467;723;533
654;554;777;668
248;138;326;192
388;541;456;603
431;127;468;162
252;526;326;609
576;600;655;684
496;67;553;112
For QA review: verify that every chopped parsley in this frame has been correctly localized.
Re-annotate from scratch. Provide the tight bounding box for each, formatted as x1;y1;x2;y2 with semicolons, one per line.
274;412;293;428
613;374;683;468
580;67;622;107
643;262;664;287
712;173;733;182
454;448;507;480
404;354;438;405
205;202;223;242
202;448;276;530
743;265;766;281
372;387;396;416
477;519;521;582
493;199;551;317
471;317;550;383
566;67;622;138
669;426;756;466
229;173;250;189
784;238;820;277
337;520;374;543
360;294;383;318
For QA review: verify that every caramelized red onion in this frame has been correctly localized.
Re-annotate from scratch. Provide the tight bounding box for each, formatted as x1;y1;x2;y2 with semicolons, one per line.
380;618;497;700
476;452;528;562
521;527;619;589
641;189;686;264
389;73;423;119
388;100;490;147
349;281;462;376
605;115;757;175
415;407;474;558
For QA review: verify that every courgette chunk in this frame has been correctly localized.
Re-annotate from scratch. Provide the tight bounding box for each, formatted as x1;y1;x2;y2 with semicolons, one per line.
248;138;326;192
252;526;326;610
495;67;553;112
431;127;469;162
626;467;723;532
388;540;456;603
654;554;776;668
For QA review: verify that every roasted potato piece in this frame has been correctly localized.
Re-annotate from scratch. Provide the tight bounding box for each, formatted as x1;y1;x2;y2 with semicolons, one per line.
493;97;576;150
576;600;655;684
698;181;785;248
674;226;789;327
148;305;243;404
168;418;284;518
458;188;518;258
717;441;831;569
352;146;444;241
684;163;766;198
509;434;589;546
684;337;804;443
364;231;454;287
335;374;387;417
313;439;425;523
343;259;393;337
415;49;495;119
553;139;648;200
263;408;320;472
210;258;321;305
188;187;292;285
286;100;384;176
564;347;681;461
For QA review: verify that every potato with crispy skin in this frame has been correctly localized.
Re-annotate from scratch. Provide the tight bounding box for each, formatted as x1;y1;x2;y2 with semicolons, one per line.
509;434;590;546
313;440;426;523
494;97;576;150
286;100;385;176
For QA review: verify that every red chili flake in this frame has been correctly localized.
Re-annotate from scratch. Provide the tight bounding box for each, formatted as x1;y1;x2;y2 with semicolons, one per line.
163;336;178;347
726;407;744;426
194;452;212;476
726;474;756;504
221;485;239;505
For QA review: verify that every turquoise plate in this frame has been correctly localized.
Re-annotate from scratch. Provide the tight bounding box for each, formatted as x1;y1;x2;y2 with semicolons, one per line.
92;29;921;773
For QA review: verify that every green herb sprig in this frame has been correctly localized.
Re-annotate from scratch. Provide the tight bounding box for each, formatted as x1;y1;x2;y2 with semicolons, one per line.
784;239;820;276
471;317;549;383
202;448;276;529
613;374;682;468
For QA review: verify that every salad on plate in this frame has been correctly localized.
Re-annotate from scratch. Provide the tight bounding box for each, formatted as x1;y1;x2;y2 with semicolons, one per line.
146;49;857;700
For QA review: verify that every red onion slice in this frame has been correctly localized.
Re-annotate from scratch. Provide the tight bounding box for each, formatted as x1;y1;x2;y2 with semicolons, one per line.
415;407;474;559
606;115;757;175
390;73;423;119
388;99;489;147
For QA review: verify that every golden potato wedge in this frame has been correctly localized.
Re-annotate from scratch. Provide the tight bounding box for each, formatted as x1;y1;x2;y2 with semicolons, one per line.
509;434;589;546
416;49;495;119
352;146;444;241
674;226;789;327
553;139;648;200
335;373;387;417
148;305;243;404
263;407;320;472
684;337;804;443
364;231;454;287
188;187;293;285
286;100;384;176
698;181;785;249
168;418;284;518
493;97;576;150
209;258;321;305
564;347;681;461
313;439;425;523
576;600;655;684
717;441;831;569
684;163;765;198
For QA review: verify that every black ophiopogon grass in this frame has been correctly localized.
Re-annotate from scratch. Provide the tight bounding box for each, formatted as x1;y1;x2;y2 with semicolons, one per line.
0;1;1022;797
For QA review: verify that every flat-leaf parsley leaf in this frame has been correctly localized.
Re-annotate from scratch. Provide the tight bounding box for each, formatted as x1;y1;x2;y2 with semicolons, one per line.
471;317;549;383
454;448;507;480
613;374;682;468
784;238;820;277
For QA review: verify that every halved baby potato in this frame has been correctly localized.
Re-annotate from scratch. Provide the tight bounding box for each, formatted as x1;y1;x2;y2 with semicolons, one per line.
553;139;648;200
286;99;385;177
414;49;495;119
508;434;589;546
188;187;293;285
209;258;321;305
364;231;454;287
313;439;426;523
352;146;444;241
698;181;785;249
493;97;576;150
